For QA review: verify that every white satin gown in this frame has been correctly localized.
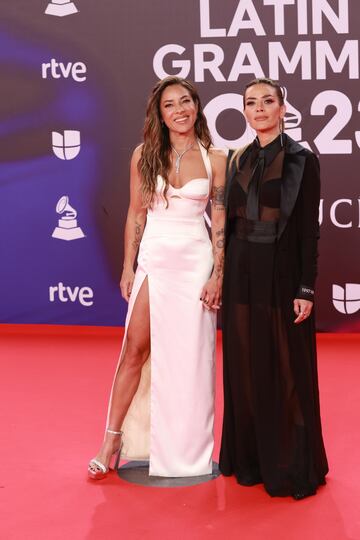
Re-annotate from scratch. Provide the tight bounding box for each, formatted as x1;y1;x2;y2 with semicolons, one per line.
108;142;216;477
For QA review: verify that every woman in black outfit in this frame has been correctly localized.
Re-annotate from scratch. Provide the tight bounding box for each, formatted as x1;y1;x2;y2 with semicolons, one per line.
219;78;328;499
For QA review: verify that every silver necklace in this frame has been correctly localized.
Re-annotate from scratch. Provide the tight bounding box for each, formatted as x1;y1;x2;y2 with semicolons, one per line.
171;141;195;174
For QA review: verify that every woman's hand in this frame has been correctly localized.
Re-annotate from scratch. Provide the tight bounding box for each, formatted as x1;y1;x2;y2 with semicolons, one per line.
120;267;135;302
293;298;313;324
200;275;222;311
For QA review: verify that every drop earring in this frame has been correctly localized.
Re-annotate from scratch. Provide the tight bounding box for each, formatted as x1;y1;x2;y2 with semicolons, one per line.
279;119;284;148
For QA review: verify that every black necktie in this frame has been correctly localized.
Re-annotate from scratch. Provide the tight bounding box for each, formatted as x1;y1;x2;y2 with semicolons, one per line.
246;148;265;220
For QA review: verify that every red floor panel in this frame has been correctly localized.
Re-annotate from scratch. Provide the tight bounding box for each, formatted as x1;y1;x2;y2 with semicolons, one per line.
0;325;359;540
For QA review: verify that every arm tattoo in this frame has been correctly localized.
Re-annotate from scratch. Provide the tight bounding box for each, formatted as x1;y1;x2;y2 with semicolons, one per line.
132;221;143;250
211;186;225;210
213;227;225;279
214;253;224;279
215;227;224;249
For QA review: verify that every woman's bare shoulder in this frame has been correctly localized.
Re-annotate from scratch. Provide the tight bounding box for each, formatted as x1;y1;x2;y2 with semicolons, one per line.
208;146;227;158
208;146;227;167
130;144;143;167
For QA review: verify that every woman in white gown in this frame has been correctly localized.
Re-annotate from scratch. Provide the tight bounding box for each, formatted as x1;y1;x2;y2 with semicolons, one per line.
88;77;226;479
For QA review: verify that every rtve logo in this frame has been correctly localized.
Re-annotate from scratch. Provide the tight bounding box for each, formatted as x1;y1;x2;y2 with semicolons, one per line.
52;130;81;160
45;1;78;17
332;284;360;314
42;59;87;82
49;282;94;307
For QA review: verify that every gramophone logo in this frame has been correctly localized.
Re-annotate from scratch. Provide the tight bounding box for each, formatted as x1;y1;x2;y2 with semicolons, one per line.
45;0;78;17
52;196;85;241
332;284;360;314
282;87;311;151
52;130;80;160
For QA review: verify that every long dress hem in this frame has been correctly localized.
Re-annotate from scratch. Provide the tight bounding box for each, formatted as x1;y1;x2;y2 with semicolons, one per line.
107;142;216;478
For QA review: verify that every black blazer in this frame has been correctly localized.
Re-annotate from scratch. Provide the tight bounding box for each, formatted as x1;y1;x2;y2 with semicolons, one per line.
224;135;321;301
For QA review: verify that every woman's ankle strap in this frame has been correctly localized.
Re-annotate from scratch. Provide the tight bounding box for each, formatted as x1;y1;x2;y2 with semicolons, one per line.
106;429;123;435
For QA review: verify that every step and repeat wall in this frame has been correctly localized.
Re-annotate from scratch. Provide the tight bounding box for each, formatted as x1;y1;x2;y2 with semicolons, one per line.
0;0;359;330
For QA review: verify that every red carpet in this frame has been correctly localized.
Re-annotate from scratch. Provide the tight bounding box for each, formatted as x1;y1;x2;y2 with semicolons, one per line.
1;325;359;540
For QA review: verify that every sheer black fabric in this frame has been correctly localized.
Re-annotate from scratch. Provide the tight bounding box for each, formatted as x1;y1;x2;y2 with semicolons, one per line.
220;135;328;498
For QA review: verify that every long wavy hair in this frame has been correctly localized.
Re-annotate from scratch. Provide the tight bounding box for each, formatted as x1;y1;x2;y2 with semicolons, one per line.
230;77;285;169
139;76;212;208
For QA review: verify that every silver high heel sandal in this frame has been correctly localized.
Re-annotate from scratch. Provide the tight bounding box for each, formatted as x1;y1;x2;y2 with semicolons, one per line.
88;429;123;480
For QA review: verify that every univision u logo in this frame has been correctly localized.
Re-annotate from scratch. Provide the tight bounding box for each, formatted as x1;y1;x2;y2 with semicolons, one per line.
52;130;81;160
332;284;360;314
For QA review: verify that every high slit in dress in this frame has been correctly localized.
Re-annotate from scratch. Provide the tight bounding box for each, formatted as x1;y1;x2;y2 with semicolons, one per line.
107;142;216;477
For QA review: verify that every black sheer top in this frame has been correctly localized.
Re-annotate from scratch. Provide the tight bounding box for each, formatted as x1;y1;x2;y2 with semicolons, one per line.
228;135;284;223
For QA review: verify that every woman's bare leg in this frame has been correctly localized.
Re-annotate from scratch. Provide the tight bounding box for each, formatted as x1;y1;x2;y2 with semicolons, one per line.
90;277;150;470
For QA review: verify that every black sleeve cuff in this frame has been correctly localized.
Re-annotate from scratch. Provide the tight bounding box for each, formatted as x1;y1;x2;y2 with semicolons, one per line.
296;285;315;301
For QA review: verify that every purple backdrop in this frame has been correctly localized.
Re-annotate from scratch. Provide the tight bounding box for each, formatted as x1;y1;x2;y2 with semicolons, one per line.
0;0;359;331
